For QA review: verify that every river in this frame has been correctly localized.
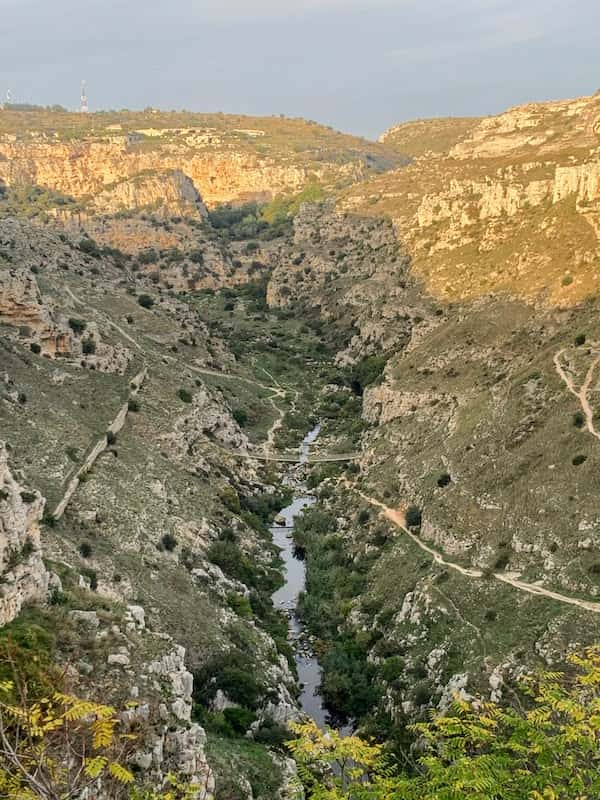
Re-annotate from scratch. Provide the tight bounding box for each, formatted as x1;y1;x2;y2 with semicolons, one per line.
270;424;330;728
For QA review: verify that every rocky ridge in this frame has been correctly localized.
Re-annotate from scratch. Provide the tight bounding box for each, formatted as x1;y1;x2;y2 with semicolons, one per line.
343;92;600;304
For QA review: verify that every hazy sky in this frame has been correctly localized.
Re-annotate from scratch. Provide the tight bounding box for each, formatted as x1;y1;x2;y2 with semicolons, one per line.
2;0;599;138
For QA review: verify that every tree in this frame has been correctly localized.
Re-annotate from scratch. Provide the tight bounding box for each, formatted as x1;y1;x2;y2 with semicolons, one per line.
405;505;422;528
289;648;600;800
0;675;136;798
288;720;383;798
232;408;248;427
137;294;154;309
0;650;200;800
68;318;86;335
82;337;96;355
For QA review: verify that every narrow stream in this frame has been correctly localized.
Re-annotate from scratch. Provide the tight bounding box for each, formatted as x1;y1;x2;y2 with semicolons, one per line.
270;424;330;728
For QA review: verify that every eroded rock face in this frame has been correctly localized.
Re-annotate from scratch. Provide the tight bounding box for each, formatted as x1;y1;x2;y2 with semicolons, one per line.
0;267;71;357
91;169;207;218
163;385;250;468
0;441;48;627
267;202;416;361
0;136;310;210
344;92;600;305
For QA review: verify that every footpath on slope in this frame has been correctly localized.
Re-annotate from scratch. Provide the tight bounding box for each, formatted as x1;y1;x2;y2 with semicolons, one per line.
353;487;600;615
64;286;142;351
554;347;600;443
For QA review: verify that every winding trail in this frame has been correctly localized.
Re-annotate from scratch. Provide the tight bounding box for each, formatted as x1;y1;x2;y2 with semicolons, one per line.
354;488;600;615
64;286;141;351
174;360;288;454
553;347;600;442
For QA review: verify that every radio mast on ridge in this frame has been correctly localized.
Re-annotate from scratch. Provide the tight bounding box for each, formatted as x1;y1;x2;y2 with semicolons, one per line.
80;81;89;113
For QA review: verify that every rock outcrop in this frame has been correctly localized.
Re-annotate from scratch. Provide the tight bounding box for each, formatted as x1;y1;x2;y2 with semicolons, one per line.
0;441;48;626
344;92;600;305
0;266;71;357
0;112;400;211
91;169;208;218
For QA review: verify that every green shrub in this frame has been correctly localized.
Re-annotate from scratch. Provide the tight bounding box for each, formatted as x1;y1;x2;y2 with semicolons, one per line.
253;719;290;748
232;408;248;427
357;509;370;525
575;333;587;346
137;294;154;309
81;568;98;590
82;337;96;355
79;237;101;257
411;680;433;705
79;542;92;558
178;388;193;403
380;656;405;683
160;533;177;552
494;553;510;571
227;593;253;618
572;454;588;466
437;472;451;487
127;399;140;412
405;505;422;528
223;707;257;735
19;491;36;504
351;355;388;394
29;342;41;355
219;486;241;514
573;412;585;429
106;430;117;446
68;318;86;335
208;540;257;588
137;248;158;265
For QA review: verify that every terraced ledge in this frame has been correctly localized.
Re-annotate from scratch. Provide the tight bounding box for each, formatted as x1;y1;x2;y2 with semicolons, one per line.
52;367;147;519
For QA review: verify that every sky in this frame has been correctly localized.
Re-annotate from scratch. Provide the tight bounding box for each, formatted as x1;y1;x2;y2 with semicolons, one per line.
1;0;599;139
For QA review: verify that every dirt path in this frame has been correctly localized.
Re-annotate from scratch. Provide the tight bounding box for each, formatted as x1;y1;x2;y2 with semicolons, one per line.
355;488;600;614
179;361;288;453
65;286;142;351
554;348;600;442
52;368;147;519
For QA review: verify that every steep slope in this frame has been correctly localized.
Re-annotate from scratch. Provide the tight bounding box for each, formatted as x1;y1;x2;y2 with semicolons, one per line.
4;92;600;785
0;214;342;796
257;100;600;737
379;116;480;157
343;92;600;305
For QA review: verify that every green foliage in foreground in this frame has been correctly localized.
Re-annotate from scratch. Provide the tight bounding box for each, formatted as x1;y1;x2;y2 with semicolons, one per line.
289;648;600;799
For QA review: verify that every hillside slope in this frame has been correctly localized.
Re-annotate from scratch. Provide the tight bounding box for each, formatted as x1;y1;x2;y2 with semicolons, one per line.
344;93;600;305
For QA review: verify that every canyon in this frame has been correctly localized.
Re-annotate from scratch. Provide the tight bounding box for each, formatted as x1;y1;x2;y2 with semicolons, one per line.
2;92;600;797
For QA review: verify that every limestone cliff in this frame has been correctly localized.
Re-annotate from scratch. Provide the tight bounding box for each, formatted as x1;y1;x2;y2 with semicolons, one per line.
0;265;71;357
343;92;600;305
0;110;401;212
0;441;48;626
267;201;419;362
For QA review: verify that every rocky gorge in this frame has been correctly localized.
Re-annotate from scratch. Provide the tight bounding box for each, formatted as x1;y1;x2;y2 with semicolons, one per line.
2;93;600;796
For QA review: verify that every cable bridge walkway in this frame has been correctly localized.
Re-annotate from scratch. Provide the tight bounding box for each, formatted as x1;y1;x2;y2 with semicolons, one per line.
232;447;361;464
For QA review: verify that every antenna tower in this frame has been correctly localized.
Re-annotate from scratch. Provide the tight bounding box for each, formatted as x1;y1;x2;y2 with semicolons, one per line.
80;81;89;113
